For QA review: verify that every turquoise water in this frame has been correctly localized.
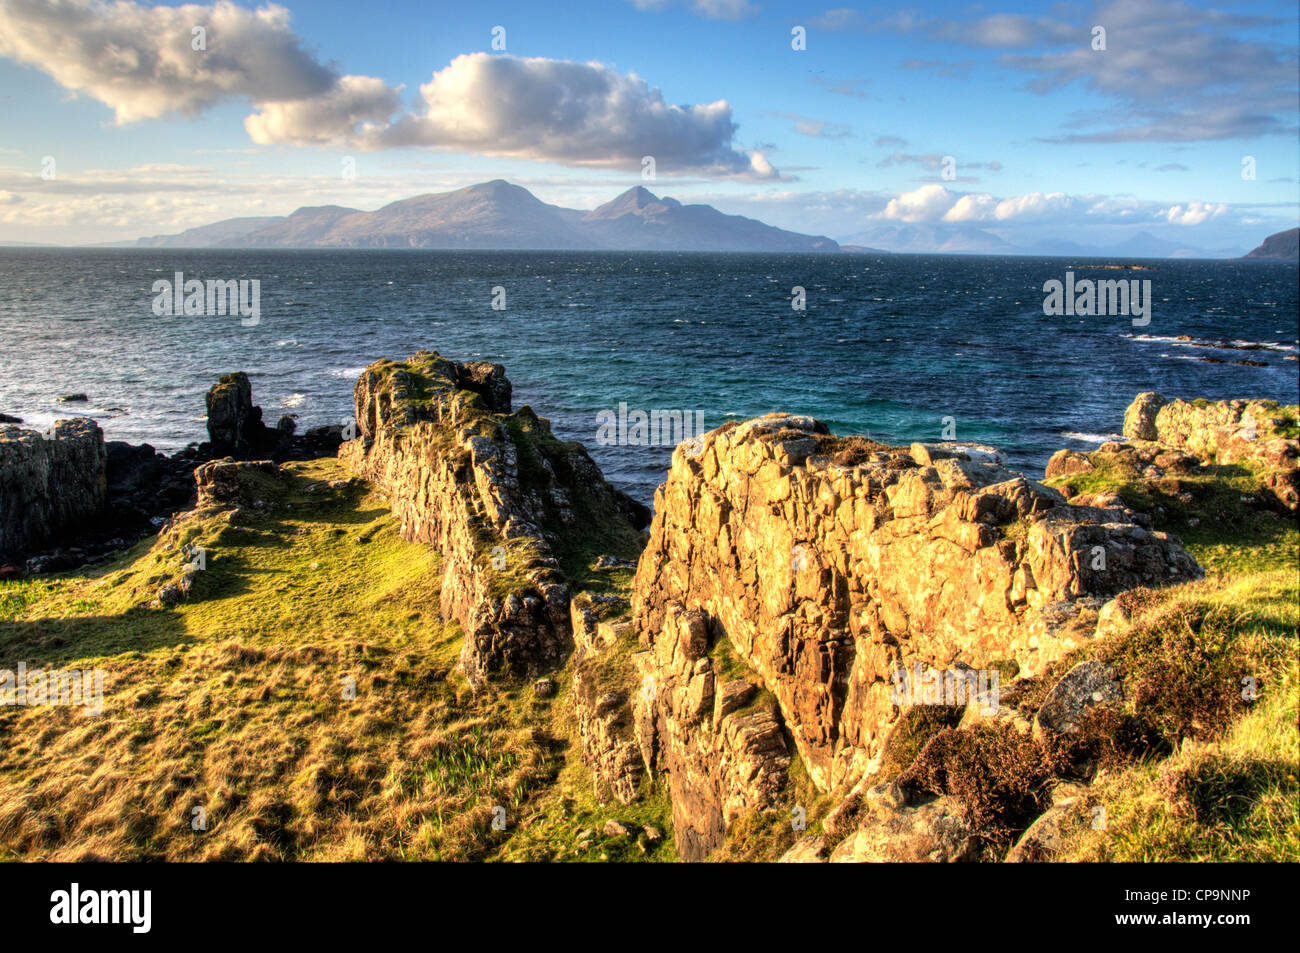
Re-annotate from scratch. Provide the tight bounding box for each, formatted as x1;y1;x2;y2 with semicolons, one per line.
0;249;1295;502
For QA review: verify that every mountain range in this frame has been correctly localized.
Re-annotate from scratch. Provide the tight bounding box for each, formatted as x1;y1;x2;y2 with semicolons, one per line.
134;180;840;253
123;182;1293;260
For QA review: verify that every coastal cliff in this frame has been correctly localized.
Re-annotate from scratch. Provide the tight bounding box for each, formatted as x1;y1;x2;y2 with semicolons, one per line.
623;414;1200;858
0;419;105;563
1;369;1294;863
338;351;648;686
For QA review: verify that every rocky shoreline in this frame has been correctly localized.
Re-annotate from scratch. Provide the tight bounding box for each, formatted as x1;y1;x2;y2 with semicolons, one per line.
0;373;342;575
1;354;1296;862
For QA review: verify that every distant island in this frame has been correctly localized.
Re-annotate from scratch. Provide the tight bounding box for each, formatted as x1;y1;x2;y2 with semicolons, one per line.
133;180;841;254
1240;227;1300;261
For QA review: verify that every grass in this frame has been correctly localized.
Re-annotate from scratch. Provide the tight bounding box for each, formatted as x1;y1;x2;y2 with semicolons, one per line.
1052;570;1299;861
1046;454;1298;575
0;457;668;862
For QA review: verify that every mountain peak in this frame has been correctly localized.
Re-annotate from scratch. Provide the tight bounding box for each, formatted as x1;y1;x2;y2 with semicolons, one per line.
586;185;671;220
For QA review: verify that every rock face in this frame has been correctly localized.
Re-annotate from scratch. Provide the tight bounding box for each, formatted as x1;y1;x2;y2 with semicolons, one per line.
206;373;264;455
628;413;1200;857
631;604;792;861
0;419;106;562
1117;392;1300;511
204;372;343;462
340;351;647;686
569;593;645;805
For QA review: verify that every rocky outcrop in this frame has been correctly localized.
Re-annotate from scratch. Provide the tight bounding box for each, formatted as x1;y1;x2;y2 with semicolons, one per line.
340;351;647;687
569;593;645;805
628;413;1200;857
205;372;343;462
206;372;265;455
631;603;792;861
1121;393;1299;472
0;419;106;562
1059;393;1300;512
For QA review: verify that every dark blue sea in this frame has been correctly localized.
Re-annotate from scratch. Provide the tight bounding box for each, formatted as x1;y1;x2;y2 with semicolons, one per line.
0;249;1296;503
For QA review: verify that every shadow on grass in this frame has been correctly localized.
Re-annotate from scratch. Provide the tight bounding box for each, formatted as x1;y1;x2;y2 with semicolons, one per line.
0;606;194;668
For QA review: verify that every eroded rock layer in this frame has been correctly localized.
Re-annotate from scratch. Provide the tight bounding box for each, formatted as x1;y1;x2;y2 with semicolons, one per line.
629;413;1201;857
340;351;647;685
0;419;106;561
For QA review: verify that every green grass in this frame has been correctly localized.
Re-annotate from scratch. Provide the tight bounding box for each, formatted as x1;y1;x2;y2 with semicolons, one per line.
1046;455;1298;574
0;457;668;862
1052;569;1299;861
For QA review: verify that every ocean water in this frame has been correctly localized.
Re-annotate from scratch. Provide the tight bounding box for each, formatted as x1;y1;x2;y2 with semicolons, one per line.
0;248;1296;504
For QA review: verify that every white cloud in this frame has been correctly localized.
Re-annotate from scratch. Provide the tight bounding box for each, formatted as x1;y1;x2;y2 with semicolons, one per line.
0;0;335;122
880;184;1238;228
0;1;773;180
245;76;402;145
1166;202;1227;226
335;54;777;179
881;183;954;222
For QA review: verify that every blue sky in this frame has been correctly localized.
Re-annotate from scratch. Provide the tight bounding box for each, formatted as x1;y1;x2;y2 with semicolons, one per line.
0;0;1295;249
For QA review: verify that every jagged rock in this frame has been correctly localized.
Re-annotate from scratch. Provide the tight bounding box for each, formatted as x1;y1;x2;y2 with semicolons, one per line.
57;393;88;403
629;411;1200;825
1117;394;1300;511
205;373;264;455
0;413;21;424
632;602;791;861
340;351;646;688
1033;660;1124;737
1045;449;1095;480
569;593;645;805
0;419;106;562
532;677;555;698
1123;392;1167;441
194;459;281;509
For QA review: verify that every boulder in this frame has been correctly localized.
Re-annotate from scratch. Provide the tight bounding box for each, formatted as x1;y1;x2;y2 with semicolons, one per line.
1033;660;1124;737
0;419;106;562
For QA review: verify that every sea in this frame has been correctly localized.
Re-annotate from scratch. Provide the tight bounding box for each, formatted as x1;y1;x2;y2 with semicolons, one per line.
0;249;1296;504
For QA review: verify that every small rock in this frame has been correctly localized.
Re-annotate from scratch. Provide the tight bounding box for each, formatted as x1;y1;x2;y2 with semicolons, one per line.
1034;660;1124;738
642;825;662;843
57;393;89;403
778;834;828;863
533;677;555;698
603;819;631;838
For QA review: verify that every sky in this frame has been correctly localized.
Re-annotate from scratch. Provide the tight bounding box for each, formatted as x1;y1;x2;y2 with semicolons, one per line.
0;0;1296;249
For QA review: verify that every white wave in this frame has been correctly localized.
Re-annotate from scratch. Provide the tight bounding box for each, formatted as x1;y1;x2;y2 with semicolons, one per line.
1061;431;1120;443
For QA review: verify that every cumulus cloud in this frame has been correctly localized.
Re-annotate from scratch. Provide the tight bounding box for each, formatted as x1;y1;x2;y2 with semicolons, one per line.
0;2;772;179
882;184;955;223
880;184;1234;228
244;75;401;145
1166;202;1227;226
324;54;777;179
0;0;335;122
